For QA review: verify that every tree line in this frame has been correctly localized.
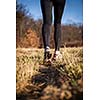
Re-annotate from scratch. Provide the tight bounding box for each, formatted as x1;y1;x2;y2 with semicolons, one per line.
16;1;83;48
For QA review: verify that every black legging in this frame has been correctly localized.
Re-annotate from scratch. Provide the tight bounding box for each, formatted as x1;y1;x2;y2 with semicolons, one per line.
40;0;66;51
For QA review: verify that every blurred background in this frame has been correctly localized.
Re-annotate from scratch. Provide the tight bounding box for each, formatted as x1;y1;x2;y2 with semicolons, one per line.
16;0;83;48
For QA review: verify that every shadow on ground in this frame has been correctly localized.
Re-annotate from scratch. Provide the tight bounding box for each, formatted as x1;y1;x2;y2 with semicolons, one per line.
16;64;83;100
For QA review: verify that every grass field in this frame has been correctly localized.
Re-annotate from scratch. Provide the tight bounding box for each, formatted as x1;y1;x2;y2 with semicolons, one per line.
16;47;83;100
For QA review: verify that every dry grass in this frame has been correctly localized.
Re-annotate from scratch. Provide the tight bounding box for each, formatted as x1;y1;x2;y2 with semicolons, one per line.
16;47;83;100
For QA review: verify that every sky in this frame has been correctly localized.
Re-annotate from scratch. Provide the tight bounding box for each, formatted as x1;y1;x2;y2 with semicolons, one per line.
18;0;83;24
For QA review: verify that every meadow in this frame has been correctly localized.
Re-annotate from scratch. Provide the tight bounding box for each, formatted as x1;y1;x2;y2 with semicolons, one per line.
16;47;83;100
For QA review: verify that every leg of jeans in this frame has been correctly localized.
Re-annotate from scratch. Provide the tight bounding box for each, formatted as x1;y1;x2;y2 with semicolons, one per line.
54;0;66;51
40;0;52;49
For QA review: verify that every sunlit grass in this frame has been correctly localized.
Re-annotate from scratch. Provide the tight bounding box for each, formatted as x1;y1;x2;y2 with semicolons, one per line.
16;47;83;100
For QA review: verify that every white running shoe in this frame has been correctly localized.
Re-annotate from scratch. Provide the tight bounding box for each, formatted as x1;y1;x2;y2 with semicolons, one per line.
43;46;52;64
52;51;62;61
